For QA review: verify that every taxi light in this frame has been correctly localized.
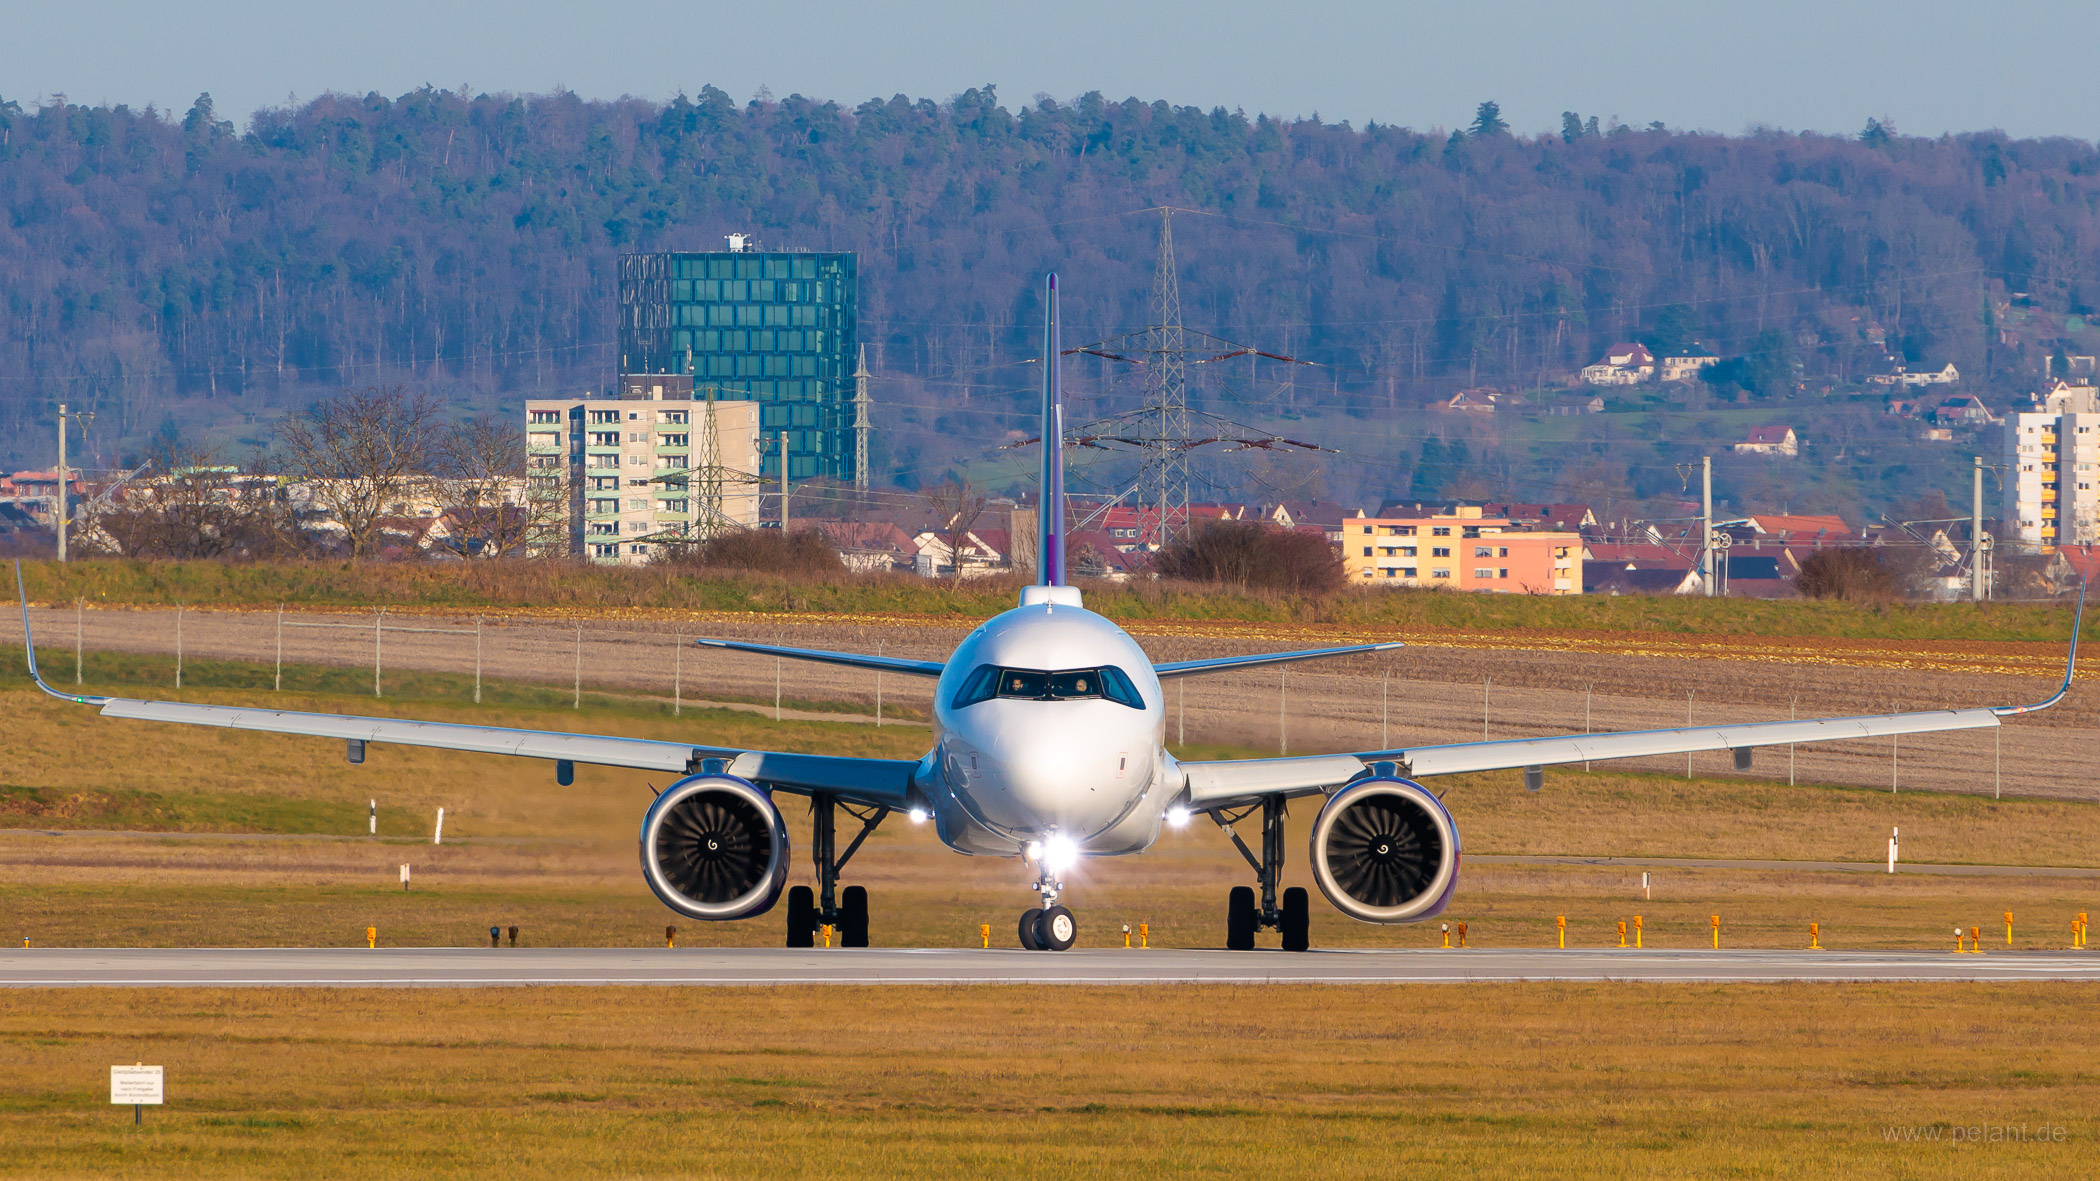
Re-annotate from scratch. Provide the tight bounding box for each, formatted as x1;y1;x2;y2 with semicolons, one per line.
1166;806;1191;828
1042;835;1080;873
908;807;929;825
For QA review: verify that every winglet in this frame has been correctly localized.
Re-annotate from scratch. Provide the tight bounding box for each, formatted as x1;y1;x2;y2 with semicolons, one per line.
13;560;110;706
1994;578;2084;717
1037;273;1067;588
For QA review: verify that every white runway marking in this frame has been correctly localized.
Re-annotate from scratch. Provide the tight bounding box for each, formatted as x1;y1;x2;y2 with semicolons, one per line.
3;947;2097;987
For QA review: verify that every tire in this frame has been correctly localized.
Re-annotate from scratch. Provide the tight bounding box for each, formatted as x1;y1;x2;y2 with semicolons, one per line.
840;885;869;948
786;885;815;948
1038;905;1077;951
1019;907;1045;951
1226;885;1257;951
1281;886;1310;952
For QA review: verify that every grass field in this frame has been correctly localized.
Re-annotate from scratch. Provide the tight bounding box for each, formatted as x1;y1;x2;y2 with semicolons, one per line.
15;557;2094;642
7;612;2100;1176
4;668;2097;954
0;984;2092;1178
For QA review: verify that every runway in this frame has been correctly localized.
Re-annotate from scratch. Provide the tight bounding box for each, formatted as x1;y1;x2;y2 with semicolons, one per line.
4;946;2098;986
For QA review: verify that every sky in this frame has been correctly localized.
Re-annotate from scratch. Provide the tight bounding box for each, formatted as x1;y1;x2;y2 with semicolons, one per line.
3;0;2097;140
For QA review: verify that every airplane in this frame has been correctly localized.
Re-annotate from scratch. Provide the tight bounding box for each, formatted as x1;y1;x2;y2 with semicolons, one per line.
13;274;2083;953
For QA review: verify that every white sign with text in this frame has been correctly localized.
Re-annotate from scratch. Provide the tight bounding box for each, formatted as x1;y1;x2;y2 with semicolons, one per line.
110;1065;163;1105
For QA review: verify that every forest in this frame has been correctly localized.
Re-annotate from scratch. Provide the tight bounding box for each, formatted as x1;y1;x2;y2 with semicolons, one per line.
3;85;2098;518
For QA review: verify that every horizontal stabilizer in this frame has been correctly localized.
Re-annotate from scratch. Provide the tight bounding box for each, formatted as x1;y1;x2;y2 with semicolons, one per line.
1154;642;1403;679
693;637;946;677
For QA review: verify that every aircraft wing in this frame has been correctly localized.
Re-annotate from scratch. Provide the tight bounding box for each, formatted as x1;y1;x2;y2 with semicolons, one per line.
13;566;921;810
692;637;945;677
1180;591;2080;809
1154;642;1403;678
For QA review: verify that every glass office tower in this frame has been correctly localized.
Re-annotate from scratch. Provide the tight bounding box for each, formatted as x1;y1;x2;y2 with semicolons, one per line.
618;250;857;483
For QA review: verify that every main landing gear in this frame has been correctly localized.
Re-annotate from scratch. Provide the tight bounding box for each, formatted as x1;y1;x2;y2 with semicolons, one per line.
1016;842;1078;951
1211;795;1310;952
786;793;888;948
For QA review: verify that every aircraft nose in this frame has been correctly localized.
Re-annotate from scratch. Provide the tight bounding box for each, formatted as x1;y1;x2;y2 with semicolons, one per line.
976;709;1149;832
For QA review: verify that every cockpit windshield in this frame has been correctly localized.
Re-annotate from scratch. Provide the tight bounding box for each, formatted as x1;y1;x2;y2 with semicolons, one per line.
951;664;1144;709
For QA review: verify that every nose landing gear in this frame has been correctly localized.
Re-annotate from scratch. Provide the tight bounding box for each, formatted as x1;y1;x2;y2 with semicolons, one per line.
1212;795;1311;951
1017;844;1079;951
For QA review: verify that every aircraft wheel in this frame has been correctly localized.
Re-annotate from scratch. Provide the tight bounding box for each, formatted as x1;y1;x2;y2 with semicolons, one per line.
1038;905;1077;951
1019;907;1045;950
840;885;869;948
1281;887;1310;952
1226;886;1257;951
786;886;816;948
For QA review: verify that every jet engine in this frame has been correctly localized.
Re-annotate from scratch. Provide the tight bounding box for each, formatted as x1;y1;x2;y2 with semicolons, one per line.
639;774;790;921
1309;774;1460;923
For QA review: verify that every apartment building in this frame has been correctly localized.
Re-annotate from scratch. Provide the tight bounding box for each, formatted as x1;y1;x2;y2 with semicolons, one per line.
1341;505;1581;593
2003;383;2100;552
526;378;761;565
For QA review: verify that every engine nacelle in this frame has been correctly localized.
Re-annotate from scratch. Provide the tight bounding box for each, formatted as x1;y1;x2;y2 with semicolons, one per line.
1309;775;1461;924
639;774;790;921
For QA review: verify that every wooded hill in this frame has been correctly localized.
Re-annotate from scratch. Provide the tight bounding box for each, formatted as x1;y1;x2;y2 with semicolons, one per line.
3;86;2095;506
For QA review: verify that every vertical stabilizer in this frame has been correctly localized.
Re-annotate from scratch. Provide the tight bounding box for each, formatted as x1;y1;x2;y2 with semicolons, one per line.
1038;274;1067;586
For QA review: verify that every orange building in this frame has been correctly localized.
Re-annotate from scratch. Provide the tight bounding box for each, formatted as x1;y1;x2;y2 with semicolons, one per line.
1342;505;1581;594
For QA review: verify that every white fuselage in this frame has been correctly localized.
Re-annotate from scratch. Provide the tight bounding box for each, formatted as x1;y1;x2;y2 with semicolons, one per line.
923;593;1176;858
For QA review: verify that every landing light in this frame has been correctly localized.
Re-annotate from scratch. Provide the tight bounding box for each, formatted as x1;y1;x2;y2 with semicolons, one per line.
1025;840;1045;862
1166;806;1191;828
908;807;929;825
1042;835;1081;874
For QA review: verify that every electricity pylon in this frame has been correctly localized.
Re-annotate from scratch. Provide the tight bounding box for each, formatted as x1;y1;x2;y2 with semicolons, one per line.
646;384;760;547
853;344;871;493
1139;209;1191;549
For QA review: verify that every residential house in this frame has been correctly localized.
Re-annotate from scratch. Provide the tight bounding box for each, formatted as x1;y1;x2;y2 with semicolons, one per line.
1539;393;1607;416
1262;501;1362;543
1736;514;1850;544
1867;361;1961;387
911;528;1008;579
1074;503;1241;552
1659;354;1720;383
1583;563;1703;595
816;521;916;573
1580;343;1656;386
1929;395;1995;427
1483;503;1598;532
1444;388;1509;412
1732;426;1800;457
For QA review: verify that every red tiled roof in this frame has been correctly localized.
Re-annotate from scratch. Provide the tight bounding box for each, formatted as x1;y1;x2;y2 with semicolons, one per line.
1745;513;1849;537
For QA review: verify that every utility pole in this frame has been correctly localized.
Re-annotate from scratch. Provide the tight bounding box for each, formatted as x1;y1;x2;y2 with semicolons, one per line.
1140;209;1190;550
1971;455;1985;602
852;344;871;494
56;403;69;562
778;430;790;534
1700;454;1715;597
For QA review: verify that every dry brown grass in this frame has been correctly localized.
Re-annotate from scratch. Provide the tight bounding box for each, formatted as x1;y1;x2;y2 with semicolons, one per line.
5;677;2100;954
0;983;2094;1178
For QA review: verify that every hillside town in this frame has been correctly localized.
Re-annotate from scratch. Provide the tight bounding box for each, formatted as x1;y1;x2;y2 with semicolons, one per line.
6;372;2096;600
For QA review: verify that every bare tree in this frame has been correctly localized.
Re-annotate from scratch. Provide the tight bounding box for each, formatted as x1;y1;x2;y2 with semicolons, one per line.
82;442;306;559
431;415;564;559
920;478;988;581
276;387;441;559
1154;519;1344;594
